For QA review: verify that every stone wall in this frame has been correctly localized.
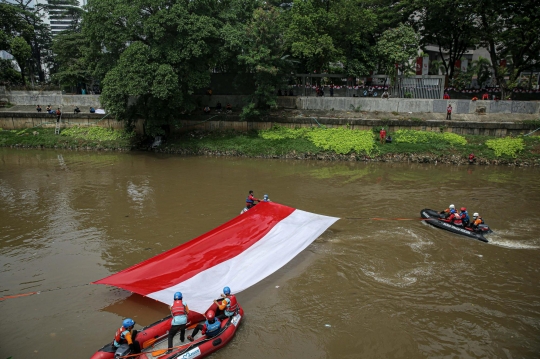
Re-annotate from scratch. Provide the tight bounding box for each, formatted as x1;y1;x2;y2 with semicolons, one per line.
0;112;124;131
278;97;540;114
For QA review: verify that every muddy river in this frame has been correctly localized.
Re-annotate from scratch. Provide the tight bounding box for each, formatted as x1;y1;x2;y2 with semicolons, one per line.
0;149;539;358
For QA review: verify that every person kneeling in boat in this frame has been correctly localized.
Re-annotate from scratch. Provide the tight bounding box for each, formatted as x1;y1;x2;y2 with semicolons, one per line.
246;190;260;209
471;213;484;231
113;318;141;354
448;209;463;226
439;204;456;218
167;292;189;353
460;207;470;227
187;310;221;342
214;286;239;320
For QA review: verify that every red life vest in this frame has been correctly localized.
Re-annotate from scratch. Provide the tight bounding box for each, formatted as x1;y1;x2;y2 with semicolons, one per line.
171;300;186;317
114;326;130;344
450;213;462;225
226;294;238;313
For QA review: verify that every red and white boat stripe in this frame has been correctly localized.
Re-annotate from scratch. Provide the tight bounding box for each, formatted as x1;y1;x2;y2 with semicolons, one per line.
94;202;338;314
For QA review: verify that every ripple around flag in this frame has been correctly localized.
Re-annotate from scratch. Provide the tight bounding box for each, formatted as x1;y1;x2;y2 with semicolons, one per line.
93;202;339;314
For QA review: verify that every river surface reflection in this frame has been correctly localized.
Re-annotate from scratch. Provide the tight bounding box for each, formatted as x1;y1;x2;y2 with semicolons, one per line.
0;149;539;358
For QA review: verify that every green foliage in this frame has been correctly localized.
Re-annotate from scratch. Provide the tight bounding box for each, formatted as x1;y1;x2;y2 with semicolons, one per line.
0;59;22;84
61;126;135;141
260;125;376;154
485;137;525;157
51;30;91;88
394;130;467;146
375;23;419;79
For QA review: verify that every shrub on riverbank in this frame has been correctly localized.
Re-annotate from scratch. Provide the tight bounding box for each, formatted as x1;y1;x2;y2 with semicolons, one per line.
485;137;525;157
0;127;134;149
260;126;376;154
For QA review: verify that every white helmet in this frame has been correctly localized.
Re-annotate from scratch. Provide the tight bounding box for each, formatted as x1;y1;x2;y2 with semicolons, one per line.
449;204;455;209
473;212;479;217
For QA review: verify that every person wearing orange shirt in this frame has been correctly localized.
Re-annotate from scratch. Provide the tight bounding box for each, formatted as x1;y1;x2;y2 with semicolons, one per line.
471;213;484;230
214;286;239;320
113;318;140;354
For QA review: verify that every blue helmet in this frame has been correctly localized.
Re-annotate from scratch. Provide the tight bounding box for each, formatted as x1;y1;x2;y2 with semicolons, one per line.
263;194;269;200
123;318;135;328
450;209;456;214
223;286;231;295
174;292;182;300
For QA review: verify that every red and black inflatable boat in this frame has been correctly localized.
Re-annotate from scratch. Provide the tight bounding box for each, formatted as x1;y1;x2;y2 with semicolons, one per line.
420;208;492;243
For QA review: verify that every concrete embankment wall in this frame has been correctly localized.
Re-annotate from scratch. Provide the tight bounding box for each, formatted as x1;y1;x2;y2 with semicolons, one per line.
278;97;540;115
6;91;102;108
0;112;537;137
6;91;540;116
0;112;127;131
176;115;539;137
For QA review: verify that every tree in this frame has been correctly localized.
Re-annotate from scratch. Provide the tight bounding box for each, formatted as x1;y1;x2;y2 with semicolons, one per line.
238;6;292;118
84;0;226;134
477;0;540;98
9;36;32;85
51;30;91;89
407;0;479;80
375;23;419;82
0;59;22;84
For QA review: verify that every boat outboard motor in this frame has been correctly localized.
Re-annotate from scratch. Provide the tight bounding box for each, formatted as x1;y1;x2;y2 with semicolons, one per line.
477;224;491;233
114;344;131;358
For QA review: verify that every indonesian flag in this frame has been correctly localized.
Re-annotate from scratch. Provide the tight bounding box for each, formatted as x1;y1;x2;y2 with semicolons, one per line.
94;202;338;313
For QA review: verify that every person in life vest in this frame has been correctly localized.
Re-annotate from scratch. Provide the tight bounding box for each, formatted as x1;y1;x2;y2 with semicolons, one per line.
187;310;221;342
167;292;189;352
263;194;271;202
246;190;260;209
440;204;455;218
471;212;484;230
214;286;239;320
448;209;463;226
460;207;470;226
113;318;141;354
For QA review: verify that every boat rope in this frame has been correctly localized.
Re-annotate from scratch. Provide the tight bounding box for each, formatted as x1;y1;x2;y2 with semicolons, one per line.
523;126;540;136
0;283;91;301
346;217;436;221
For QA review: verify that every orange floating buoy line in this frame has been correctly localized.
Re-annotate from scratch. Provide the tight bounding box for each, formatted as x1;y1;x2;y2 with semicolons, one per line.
0;283;91;301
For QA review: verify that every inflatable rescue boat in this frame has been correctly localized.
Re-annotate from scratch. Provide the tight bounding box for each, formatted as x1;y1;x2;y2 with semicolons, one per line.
420;208;492;243
90;301;243;359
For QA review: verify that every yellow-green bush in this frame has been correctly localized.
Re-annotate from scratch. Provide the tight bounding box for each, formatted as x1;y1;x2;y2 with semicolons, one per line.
394;130;467;146
61;126;134;141
485;137;524;157
259;125;376;154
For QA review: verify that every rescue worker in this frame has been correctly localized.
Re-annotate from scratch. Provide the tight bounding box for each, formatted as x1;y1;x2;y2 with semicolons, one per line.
113;318;141;354
471;213;484;230
187;310;221;342
246;190;260;209
263;194;271;202
440;204;456;218
448;209;463;226
167;292;189;353
460;207;470;227
214;286;239;320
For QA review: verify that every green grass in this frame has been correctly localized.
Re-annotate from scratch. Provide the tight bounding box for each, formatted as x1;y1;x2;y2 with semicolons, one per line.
0;127;134;149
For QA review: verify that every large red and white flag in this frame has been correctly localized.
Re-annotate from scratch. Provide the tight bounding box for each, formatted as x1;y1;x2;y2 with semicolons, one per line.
94;202;338;313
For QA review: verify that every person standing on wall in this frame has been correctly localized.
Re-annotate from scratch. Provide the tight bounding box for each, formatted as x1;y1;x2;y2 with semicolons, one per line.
379;127;387;145
446;105;452;120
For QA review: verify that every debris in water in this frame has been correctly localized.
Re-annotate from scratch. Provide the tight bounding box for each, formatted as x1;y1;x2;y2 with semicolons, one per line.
275;286;279;288
325;324;331;327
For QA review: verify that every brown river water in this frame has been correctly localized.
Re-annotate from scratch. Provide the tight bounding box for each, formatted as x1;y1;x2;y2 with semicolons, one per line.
1;148;539;359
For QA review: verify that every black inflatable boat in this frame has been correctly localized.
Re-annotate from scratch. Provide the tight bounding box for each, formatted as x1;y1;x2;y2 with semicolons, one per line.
420;209;492;243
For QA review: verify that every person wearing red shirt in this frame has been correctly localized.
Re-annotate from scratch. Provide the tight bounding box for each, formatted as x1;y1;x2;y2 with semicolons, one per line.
446;105;452;120
246;190;260;209
482;93;489;100
443;92;450;99
379;128;387;145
